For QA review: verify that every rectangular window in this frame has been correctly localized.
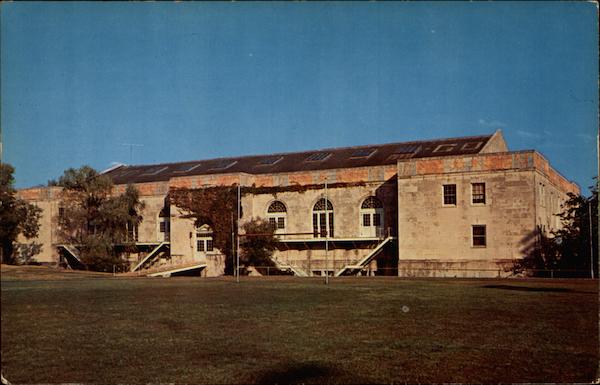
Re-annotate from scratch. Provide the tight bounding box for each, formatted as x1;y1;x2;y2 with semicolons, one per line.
159;221;166;233
329;213;334;238
197;240;204;252
363;214;371;227
206;240;213;252
472;183;486;204
472;225;486;247
373;213;381;227
313;213;319;237
269;217;277;230
277;217;285;229
443;184;457;205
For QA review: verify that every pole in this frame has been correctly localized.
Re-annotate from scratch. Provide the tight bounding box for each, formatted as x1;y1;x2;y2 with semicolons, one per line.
231;212;235;278
325;177;329;285
589;200;594;279
237;184;241;283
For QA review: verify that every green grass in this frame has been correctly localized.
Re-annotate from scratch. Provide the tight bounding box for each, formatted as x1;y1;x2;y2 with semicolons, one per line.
1;271;598;383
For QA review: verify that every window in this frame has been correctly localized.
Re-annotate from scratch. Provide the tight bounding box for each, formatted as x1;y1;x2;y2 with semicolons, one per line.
363;213;371;227
373;213;381;227
360;196;384;237
158;206;170;241
472;183;486;204
126;221;139;242
472;225;486;247
313;199;334;238
195;224;215;255
267;201;287;232
443;184;457;205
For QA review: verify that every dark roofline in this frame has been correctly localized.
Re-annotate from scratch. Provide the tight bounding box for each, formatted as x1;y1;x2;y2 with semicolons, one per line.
104;132;496;184
124;133;493;169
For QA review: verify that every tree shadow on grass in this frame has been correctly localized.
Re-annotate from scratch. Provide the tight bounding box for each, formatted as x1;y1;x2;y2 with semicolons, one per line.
482;284;573;293
249;361;371;385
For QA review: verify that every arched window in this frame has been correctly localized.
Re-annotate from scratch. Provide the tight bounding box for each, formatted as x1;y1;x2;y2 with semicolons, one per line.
267;201;287;233
157;205;170;242
195;224;214;255
313;198;334;238
360;196;384;237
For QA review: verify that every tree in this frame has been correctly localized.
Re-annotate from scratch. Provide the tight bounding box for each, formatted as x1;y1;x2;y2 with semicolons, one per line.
512;178;598;277
0;163;42;264
240;218;278;270
56;166;144;271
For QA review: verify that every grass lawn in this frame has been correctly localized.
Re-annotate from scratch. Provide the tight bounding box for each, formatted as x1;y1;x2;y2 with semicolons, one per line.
1;266;598;383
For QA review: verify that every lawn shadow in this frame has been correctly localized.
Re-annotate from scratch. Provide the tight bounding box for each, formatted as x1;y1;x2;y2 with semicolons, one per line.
250;361;371;384
482;284;573;293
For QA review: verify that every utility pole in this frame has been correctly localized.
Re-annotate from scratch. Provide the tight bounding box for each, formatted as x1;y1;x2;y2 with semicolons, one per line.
237;184;241;283
589;199;594;279
324;176;329;285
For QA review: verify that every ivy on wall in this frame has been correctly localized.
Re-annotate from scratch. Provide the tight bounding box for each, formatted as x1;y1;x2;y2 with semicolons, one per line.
168;180;395;274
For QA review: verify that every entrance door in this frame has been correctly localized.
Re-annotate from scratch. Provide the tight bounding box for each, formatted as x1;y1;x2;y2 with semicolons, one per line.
360;196;384;238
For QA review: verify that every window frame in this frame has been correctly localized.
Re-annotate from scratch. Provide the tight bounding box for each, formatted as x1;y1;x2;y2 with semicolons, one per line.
442;184;457;206
471;182;486;205
472;225;487;247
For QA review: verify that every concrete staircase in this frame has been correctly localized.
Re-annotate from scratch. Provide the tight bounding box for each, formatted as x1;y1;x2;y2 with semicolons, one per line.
335;237;394;276
130;242;170;272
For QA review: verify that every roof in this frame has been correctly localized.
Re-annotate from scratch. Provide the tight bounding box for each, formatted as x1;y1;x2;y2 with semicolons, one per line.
104;133;495;185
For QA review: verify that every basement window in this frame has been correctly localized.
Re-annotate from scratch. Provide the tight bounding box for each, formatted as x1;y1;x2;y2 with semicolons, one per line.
472;225;487;247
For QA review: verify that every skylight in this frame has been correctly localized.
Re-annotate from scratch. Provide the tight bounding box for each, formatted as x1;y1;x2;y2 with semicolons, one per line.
433;144;458;153
173;163;202;173
141;166;168;176
461;142;483;151
305;152;331;162
350;148;376;158
395;144;421;154
208;160;238;171
257;156;283;165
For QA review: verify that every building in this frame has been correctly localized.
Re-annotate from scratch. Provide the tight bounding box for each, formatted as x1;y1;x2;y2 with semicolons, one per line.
17;130;579;277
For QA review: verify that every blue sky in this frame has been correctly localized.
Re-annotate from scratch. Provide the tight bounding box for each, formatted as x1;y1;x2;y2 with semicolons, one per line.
2;2;598;193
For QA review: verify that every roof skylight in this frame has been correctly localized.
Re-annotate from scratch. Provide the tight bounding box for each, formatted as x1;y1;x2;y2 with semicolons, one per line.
350;148;376;158
305;152;331;162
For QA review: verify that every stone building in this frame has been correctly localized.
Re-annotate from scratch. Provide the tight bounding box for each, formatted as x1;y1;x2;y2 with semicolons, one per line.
17;130;579;277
